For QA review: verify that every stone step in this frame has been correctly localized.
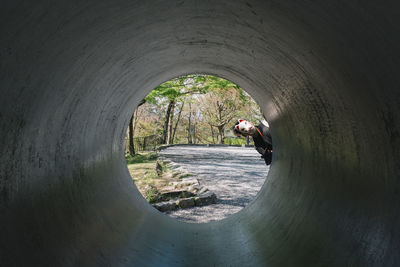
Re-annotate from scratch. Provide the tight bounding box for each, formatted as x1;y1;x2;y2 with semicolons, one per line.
152;192;217;212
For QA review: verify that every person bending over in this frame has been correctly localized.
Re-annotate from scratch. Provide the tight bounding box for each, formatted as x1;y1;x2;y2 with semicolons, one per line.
233;119;273;165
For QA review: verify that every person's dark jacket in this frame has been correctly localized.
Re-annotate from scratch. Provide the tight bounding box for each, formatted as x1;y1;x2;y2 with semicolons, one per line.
252;124;273;165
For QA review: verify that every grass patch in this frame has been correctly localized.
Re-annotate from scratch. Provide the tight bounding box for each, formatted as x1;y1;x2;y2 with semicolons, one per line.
145;185;161;203
125;152;158;164
126;151;195;204
126;152;172;203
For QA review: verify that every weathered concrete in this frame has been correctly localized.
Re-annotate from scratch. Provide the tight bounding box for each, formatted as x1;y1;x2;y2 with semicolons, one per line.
1;1;400;266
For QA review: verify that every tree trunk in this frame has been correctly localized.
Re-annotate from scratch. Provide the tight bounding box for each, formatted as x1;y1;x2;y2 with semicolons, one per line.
210;125;216;144
162;100;175;144
216;101;225;144
128;115;135;156
187;102;192;144
217;125;225;144
187;126;192;144
192;123;196;144
128;99;145;156
172;101;184;144
167;101;176;144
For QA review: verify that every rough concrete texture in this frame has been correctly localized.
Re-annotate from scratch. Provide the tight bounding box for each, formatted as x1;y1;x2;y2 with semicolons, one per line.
1;1;400;266
160;146;268;223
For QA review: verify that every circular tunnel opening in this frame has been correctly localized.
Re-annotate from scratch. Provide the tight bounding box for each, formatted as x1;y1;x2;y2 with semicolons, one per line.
124;74;273;223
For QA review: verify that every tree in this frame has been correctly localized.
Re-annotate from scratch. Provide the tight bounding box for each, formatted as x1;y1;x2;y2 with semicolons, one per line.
235;91;264;125
162;100;175;144
198;78;247;144
128;115;135;156
145;75;209;144
128;99;146;156
171;101;185;144
126;74;264;150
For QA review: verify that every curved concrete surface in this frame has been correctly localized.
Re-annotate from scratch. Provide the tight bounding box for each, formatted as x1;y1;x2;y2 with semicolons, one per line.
1;1;400;266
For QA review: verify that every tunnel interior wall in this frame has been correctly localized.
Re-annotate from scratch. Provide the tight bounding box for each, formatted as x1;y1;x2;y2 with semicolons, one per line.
1;1;400;266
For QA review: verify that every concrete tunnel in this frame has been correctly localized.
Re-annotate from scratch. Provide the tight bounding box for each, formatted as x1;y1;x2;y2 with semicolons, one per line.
1;1;400;266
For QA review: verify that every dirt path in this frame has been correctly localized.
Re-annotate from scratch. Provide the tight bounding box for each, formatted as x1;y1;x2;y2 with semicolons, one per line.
159;145;269;223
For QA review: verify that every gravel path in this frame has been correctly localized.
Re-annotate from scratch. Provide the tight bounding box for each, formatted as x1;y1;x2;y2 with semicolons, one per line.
159;145;269;223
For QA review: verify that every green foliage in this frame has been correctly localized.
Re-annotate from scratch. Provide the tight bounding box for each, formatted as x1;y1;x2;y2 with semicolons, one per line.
145;185;160;203
180;173;192;178
125;152;158;164
145;74;211;104
128;74;265;147
158;161;168;173
144;74;246;105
